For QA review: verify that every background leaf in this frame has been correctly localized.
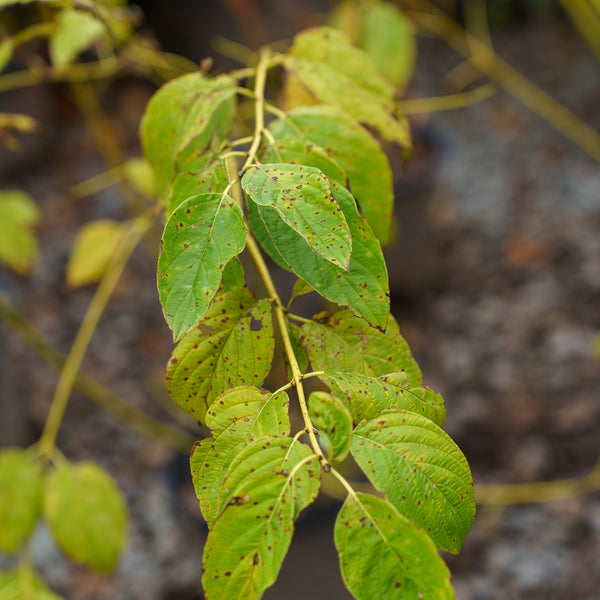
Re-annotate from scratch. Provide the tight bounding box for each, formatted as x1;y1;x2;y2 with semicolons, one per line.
166;287;274;419
0;190;41;276
352;410;475;553
0;448;41;553
43;462;128;572
242;164;352;270
157;192;247;341
121;157;156;199
301;310;421;383
308;391;353;461
66;219;127;288
0;567;64;600
335;493;454;600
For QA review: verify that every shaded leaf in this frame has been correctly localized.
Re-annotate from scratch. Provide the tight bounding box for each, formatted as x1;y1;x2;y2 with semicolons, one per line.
202;439;320;600
140;73;236;197
220;256;246;290
249;182;389;328
66;219;126;288
301;310;421;384
0;448;41;553
191;387;290;526
269;105;394;245
0;567;64;600
308;391;352;461
242;164;352;270
352;410;475;553
157;192;247;341
0;38;14;73
335;493;454;600
0;190;41;276
166;287;274;420
323;371;446;426
288;278;314;306
43;462;128;572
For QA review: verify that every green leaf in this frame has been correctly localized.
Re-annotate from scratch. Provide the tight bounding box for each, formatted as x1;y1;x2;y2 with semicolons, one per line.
66;219;126;288
0;190;41;276
121;157;156;198
166;287;274;419
0;38;14;73
43;461;128;572
191;387;290;526
284;27;411;149
335;493;454;600
50;9;107;69
242;164;352;270
269;106;394;245
0;448;41;553
220;257;246;290
301;310;421;384
323;371;446;426
0;567;64;600
308;391;352;461
249;182;389;328
288;278;314;306
140;73;236;198
157;192;247;341
352;410;475;553
360;3;417;90
202;439;320;600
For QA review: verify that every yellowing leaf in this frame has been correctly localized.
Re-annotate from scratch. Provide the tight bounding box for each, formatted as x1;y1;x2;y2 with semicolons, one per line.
122;157;156;198
0;190;41;276
66;219;126;288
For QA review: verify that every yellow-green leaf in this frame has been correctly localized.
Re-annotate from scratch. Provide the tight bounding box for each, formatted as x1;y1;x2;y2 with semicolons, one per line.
0;568;63;600
308;391;352;461
0;190;41;276
122;157;156;198
43;462;128;572
66;219;126;288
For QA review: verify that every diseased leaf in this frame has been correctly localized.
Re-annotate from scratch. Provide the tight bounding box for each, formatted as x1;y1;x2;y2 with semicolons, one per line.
335;493;454;600
308;391;352;461
0;567;64;600
0;448;41;553
140;73;236;197
157;192;247;341
360;2;417;90
269;106;394;245
323;371;446;426
249;182;389;328
66;219;127;288
50;9;106;69
284;27;411;149
0;190;41;276
301;310;421;384
242;164;352;270
166;287;274;419
202;439;320;600
191;387;289;526
43;462;128;572
352;410;475;553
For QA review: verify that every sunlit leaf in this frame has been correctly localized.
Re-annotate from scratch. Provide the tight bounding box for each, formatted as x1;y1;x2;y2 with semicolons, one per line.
0;567;64;600
308;391;352;461
335;493;454;600
43;462;128;572
157;192;247;341
0;448;41;553
66;219;126;288
0;190;41;276
352;410;475;553
301;310;421;384
166;287;274;419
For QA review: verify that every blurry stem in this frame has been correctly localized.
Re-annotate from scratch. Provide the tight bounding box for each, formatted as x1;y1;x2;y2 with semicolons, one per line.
405;0;600;162
399;82;496;114
37;213;154;463
558;0;600;63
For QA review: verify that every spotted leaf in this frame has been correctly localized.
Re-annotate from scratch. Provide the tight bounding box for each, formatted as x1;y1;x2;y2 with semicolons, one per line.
308;391;353;461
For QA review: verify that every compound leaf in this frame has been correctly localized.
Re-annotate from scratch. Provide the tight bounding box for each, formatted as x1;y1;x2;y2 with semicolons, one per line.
0;190;40;276
335;493;454;600
249;183;389;328
191;387;290;526
301;310;421;384
308;391;353;461
141;73;236;197
0;448;42;553
157;192;247;341
43;462;128;572
352;410;475;553
242;164;352;270
166;287;274;420
323;371;446;426
202;439;320;600
269;106;394;245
